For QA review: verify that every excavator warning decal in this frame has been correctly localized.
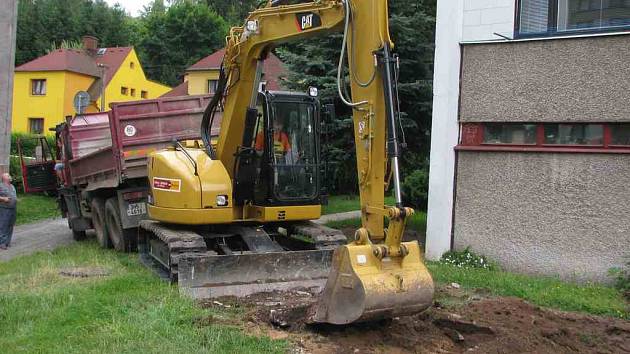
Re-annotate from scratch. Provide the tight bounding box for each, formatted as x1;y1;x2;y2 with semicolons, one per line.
153;177;181;192
296;12;321;31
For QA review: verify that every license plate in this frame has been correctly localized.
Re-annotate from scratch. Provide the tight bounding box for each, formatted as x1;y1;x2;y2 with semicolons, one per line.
127;202;147;216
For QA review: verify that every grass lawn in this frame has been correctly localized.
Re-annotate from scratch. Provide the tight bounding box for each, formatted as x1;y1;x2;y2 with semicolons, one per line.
0;242;286;353
322;194;396;215
325;212;427;234
15;193;60;225
428;262;628;319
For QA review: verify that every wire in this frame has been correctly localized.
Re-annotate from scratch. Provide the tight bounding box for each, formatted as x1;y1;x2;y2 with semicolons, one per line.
349;1;377;88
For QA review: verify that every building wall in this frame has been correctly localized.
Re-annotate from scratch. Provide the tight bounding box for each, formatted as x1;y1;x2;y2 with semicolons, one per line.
101;49;171;109
462;0;515;41
460;34;630;122
12;71;66;133
454;151;630;282
64;72;98;119
185;70;219;95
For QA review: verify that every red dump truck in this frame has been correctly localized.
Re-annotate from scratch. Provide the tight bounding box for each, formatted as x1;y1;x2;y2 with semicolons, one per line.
53;95;219;251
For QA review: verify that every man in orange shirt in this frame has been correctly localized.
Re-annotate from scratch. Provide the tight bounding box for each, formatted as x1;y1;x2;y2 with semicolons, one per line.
255;119;291;157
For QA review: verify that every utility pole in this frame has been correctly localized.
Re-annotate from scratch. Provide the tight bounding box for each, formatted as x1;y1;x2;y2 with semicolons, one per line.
0;0;18;174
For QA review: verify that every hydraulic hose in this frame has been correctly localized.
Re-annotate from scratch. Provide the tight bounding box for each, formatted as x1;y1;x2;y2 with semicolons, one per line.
337;0;367;108
201;63;228;159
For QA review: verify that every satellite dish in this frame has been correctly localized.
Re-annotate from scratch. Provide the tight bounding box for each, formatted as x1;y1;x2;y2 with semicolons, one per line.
73;91;91;115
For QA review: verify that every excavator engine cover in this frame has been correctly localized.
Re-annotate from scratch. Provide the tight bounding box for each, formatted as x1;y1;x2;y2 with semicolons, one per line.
309;241;434;324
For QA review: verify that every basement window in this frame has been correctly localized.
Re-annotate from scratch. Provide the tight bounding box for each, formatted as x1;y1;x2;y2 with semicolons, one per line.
31;79;46;96
610;123;630;146
121;86;128;95
483;123;537;145
543;123;603;145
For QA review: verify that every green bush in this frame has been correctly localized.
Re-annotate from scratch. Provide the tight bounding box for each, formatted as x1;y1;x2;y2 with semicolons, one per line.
11;132;56;157
440;247;498;271
9;155;22;191
401;167;429;210
609;258;630;300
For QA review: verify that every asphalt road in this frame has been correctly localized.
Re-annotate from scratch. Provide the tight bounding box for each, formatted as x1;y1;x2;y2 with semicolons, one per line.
0;211;362;262
0;218;74;262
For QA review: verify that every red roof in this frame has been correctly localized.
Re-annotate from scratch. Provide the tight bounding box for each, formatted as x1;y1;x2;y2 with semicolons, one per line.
15;47;133;86
160;81;189;98
186;49;287;90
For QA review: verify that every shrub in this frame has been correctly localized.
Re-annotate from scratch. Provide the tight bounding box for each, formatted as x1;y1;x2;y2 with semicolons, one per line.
10;132;56;157
440;247;498;271
401;167;429;210
609;258;630;300
9;155;22;190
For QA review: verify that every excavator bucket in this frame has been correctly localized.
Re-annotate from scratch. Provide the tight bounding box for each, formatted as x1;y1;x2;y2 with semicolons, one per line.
177;249;335;299
308;241;434;325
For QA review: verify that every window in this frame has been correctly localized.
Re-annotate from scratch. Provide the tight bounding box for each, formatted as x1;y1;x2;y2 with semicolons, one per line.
130;61;135;69
141;90;148;99
517;0;630;36
610;123;630;145
130;88;136;97
28;118;44;134
31;79;46;95
460;122;630;152
543;123;603;145
121;86;128;95
483;123;537;144
207;80;218;94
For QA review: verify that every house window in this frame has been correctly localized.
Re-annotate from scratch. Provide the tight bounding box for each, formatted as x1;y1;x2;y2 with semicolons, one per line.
517;0;630;36
483;123;537;145
543;123;603;145
31;79;46;95
460;122;630;152
121;86;128;95
207;80;218;94
610;123;630;145
130;61;135;69
28;118;44;134
130;88;136;97
141;90;148;99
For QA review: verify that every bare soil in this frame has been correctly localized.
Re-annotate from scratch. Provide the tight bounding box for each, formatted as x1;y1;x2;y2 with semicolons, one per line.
202;286;630;354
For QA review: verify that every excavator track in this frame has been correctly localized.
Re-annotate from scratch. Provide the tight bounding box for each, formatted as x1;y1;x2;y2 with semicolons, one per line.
138;219;348;298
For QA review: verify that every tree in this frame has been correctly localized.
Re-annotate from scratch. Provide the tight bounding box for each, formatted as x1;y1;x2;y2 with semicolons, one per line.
277;0;436;195
137;1;229;85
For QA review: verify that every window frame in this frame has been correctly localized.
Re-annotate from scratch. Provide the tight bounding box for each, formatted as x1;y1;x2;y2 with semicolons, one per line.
207;79;218;94
28;117;44;134
458;122;630;154
31;79;46;96
515;0;630;38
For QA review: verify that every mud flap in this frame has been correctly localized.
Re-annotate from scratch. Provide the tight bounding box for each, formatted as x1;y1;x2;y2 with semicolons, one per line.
178;249;334;299
308;241;434;325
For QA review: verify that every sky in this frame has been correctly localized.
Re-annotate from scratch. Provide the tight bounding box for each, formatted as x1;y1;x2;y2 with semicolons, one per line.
104;0;153;17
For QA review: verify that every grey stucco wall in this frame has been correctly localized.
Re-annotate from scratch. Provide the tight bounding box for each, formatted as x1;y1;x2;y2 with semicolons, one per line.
454;151;630;283
460;34;630;123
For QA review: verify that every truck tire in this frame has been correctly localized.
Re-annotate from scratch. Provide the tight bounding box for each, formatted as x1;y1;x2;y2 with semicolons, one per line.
91;198;111;249
67;218;87;241
105;198;136;252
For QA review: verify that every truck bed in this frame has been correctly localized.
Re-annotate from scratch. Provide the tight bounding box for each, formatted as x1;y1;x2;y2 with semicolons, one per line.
68;95;220;190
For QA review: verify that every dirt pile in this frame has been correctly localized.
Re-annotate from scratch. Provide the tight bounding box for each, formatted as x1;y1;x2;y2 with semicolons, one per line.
205;287;630;354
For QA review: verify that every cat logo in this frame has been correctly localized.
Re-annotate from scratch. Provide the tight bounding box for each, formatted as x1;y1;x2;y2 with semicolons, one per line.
296;12;322;31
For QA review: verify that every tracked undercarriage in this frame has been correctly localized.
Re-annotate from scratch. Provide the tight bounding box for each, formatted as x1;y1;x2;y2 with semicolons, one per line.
138;220;348;299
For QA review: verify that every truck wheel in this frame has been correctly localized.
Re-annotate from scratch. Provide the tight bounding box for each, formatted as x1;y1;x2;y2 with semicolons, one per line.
91;198;111;249
67;218;86;241
105;198;136;252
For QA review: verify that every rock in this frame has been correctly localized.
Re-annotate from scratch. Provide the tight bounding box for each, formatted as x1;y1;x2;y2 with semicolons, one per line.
443;328;465;342
450;282;461;289
270;309;290;329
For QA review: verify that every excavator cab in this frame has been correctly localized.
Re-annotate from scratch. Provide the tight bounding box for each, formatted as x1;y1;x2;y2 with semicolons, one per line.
234;91;322;208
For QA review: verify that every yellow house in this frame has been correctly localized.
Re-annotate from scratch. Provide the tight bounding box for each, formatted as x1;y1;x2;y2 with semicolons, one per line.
12;36;171;133
161;49;286;98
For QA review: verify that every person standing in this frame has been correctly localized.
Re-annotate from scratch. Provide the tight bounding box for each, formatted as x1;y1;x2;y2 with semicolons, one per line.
0;173;17;249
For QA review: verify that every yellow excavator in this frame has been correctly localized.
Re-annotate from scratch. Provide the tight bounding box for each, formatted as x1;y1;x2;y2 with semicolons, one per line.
139;0;434;325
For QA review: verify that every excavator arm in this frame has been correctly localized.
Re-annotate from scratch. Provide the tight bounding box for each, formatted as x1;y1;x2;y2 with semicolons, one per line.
200;0;434;324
